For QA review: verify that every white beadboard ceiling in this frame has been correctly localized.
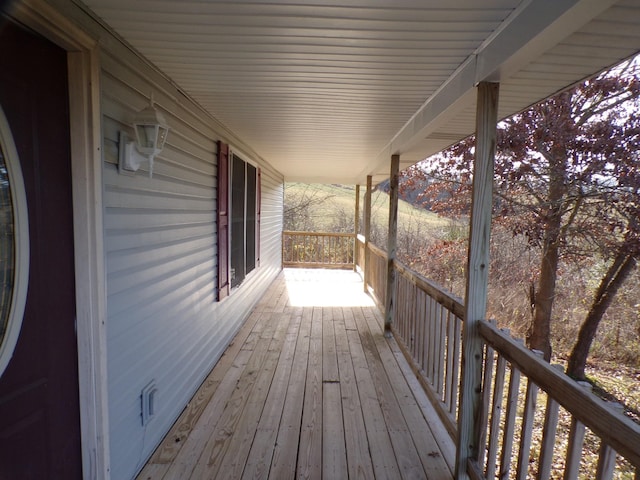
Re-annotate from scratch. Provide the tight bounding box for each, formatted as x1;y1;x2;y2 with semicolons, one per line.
81;0;640;184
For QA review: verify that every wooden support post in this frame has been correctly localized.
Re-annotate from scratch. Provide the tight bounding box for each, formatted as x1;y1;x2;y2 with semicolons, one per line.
455;82;499;480
384;154;400;336
363;175;372;292
354;184;360;271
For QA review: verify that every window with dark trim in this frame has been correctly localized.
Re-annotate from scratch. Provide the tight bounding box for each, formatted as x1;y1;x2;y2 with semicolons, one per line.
217;141;260;300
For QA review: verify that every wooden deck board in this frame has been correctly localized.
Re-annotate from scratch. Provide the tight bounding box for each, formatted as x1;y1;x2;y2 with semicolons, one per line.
362;307;454;478
138;269;454;480
242;309;302;480
188;314;279;479
322;307;348;479
215;311;293;478
297;306;323;479
334;307;376;480
269;306;312;480
353;306;424;480
346;322;402;479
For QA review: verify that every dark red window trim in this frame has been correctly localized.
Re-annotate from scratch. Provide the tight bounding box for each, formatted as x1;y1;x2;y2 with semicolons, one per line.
217;141;230;300
257;168;261;267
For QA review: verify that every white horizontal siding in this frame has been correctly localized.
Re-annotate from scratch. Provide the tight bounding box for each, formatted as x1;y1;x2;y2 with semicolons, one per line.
97;46;283;480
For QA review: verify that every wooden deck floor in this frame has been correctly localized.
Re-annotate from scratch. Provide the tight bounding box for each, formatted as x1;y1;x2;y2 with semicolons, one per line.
137;269;455;480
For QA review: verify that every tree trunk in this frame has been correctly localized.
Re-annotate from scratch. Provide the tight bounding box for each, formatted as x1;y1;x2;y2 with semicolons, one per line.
566;253;637;379
527;151;566;361
528;226;560;360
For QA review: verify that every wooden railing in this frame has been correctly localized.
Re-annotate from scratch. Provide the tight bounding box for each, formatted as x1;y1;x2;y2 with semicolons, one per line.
471;322;640;480
357;236;463;438
363;240;387;309
355;236;640;479
282;231;355;269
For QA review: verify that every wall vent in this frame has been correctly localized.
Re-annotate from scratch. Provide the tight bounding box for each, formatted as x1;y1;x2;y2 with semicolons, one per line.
141;380;157;426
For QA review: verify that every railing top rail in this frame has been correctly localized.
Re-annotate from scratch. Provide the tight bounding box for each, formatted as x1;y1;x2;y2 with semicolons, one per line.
367;241;387;259
283;230;356;238
361;240;465;320
394;261;465;319
479;320;640;468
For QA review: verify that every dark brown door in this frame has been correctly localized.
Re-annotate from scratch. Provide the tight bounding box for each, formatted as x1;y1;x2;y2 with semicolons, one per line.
0;20;82;479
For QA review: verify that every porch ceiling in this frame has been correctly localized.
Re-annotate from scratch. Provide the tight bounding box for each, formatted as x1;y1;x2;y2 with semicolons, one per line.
81;0;640;184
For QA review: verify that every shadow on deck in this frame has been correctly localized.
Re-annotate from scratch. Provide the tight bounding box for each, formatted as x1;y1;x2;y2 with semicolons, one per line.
137;269;455;479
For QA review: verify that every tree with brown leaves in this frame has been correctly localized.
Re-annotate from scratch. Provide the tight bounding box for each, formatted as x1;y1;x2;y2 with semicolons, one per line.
407;57;640;375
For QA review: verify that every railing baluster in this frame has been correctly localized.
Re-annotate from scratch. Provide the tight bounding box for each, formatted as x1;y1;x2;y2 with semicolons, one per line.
326;235;330;264
436;303;445;397
477;339;495;472
333;235;337;263
425;295;431;382
486;354;507;479
407;278;412;341
563;381;592;480
445;309;455;412
537;365;563;480
326;234;329;264
399;275;406;339
397;274;404;337
596;403;625;480
341;236;345;264
516;360;540;480
413;288;420;368
434;301;441;392
334;235;338;263
404;275;410;343
407;278;413;341
500;362;521;480
415;288;421;367
422;293;429;377
451;315;461;419
596;441;617;480
426;296;434;384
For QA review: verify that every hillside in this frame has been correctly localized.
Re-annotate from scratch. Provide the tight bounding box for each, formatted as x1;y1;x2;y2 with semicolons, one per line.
283;183;448;235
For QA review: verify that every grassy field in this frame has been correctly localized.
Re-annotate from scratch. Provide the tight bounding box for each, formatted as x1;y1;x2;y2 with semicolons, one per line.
284;182;448;234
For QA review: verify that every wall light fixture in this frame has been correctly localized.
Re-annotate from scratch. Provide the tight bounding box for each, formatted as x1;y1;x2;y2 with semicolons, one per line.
119;94;169;177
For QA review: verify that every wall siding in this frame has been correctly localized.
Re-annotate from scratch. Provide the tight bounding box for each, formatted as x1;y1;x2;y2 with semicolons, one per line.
97;46;283;480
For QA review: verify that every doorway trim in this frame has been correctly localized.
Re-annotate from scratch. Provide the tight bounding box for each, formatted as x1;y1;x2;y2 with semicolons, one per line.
9;1;110;478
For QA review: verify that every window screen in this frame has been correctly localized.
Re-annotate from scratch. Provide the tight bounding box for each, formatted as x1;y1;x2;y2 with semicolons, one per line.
230;154;258;289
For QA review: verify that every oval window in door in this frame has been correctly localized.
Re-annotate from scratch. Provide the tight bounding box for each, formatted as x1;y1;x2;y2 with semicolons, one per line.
0;104;29;378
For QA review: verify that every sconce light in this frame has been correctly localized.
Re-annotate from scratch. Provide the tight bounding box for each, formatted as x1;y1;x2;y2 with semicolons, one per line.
119;94;169;177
